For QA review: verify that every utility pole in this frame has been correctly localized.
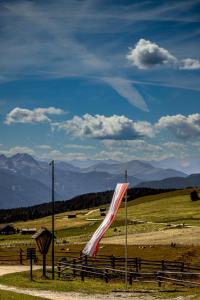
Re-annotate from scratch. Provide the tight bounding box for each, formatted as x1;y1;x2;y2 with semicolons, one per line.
50;160;55;280
125;170;128;290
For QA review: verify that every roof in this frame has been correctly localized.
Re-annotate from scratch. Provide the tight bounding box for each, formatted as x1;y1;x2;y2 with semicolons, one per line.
32;227;53;239
0;224;14;231
21;228;37;231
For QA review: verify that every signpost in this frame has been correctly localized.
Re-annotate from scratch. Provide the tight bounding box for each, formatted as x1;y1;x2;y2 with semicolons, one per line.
27;248;36;280
33;228;53;278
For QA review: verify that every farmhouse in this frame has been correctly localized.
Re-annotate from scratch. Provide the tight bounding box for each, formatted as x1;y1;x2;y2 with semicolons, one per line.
0;224;16;235
67;214;76;219
21;228;37;235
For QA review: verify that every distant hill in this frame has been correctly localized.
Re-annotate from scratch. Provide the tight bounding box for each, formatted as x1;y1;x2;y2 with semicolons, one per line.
137;173;200;189
0;169;61;209
0;187;174;223
82;160;187;181
0;153;188;209
0;154;140;208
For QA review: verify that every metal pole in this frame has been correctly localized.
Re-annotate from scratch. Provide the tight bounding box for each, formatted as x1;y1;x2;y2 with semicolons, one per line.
50;160;55;280
125;170;128;290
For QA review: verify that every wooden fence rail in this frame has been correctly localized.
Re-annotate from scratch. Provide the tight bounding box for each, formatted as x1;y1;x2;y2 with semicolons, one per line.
57;259;200;287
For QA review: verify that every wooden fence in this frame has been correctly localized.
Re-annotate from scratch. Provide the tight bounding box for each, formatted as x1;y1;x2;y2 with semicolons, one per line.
2;247;200;287
57;254;200;287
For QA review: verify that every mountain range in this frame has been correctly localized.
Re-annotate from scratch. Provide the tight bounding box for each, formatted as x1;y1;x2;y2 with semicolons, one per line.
137;173;200;189
0;153;198;209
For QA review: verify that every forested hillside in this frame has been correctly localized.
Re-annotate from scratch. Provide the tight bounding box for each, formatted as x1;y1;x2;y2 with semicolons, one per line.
0;187;174;223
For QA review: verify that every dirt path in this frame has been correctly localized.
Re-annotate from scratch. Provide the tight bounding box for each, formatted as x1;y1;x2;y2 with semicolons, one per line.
0;265;40;276
0;283;194;300
85;209;99;216
0;266;194;300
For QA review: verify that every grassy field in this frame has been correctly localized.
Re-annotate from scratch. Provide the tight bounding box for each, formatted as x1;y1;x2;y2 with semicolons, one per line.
1;189;200;244
1;269;200;298
1;190;200;298
0;290;45;300
1;188;200;264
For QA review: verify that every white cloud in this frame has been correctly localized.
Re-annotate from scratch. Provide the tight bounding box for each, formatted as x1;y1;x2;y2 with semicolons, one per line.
102;140;163;153
64;144;95;150
37;144;52;150
127;39;200;71
156;113;200;139
127;39;177;69
179;58;200;70
53;113;200;141
5;107;65;125
39;149;88;161
0;146;35;156
163;141;187;150
54;114;154;140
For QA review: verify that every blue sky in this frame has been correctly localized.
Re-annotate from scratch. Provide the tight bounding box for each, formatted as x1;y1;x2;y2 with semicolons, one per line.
0;0;200;171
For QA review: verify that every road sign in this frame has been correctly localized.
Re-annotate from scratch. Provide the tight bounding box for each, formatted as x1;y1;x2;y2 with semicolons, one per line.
27;248;36;280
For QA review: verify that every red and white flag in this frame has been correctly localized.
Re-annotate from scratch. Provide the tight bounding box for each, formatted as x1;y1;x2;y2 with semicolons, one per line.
82;183;129;257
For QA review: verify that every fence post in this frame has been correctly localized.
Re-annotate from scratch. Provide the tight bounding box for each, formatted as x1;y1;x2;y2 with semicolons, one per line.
157;272;162;287
162;260;165;271
57;261;61;278
111;255;115;269
135;257;139;273
129;271;133;285
105;269;109;283
73;259;76;277
19;248;23;265
138;257;141;270
181;262;185;272
81;265;85;282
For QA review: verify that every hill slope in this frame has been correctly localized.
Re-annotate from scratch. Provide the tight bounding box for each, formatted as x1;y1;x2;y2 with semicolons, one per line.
137;173;200;189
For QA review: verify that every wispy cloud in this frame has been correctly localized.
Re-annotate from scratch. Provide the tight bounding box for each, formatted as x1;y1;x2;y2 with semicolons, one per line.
102;77;149;111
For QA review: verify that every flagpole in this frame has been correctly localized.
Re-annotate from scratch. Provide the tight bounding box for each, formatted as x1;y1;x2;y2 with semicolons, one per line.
50;160;55;280
125;170;128;290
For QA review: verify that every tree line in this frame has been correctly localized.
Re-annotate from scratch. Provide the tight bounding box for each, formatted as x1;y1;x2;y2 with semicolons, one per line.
0;187;175;223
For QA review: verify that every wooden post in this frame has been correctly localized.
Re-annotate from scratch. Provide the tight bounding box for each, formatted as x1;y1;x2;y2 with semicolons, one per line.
105;269;109;283
43;254;46;278
157;272;162;287
19;248;23;265
85;255;88;267
181;262;185;272
129;271;133;285
135;257;139;273
138;257;141;270
81;265;85;281
73;259;76;277
111;255;115;269
57;262;61;278
30;256;33;281
162;260;165;271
